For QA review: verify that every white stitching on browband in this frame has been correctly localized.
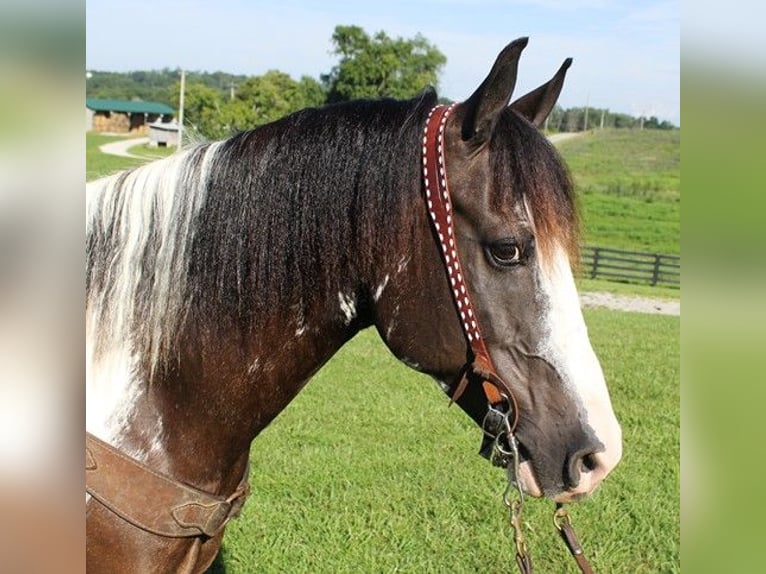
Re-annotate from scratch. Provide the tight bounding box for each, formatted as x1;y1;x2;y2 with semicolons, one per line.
422;103;482;340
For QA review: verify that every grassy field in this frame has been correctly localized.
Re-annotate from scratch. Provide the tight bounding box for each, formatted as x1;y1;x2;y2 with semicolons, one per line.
555;129;680;256
86;132;175;181
207;309;679;573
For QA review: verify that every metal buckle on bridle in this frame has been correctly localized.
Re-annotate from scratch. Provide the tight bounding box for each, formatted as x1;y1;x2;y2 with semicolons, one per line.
481;396;515;466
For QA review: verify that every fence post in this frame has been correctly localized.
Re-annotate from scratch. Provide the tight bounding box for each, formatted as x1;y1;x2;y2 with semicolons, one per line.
651;254;661;286
591;247;600;279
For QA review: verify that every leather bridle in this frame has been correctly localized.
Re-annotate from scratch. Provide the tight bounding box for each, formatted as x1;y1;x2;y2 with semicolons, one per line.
421;103;595;574
421;103;520;429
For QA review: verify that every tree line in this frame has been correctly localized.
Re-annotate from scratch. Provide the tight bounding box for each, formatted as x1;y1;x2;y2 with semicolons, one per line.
86;25;676;140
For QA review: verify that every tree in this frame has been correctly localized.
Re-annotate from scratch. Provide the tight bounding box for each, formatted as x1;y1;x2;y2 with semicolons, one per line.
169;72;327;140
236;70;326;125
322;25;446;102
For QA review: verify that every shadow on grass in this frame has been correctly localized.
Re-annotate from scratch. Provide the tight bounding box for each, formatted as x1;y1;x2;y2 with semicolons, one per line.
204;545;229;573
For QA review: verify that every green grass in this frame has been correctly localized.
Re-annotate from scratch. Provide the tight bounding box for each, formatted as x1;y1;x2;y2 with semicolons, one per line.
555;130;680;256
86;132;145;181
209;311;679;573
86;132;178;181
128;142;177;160
578;192;680;255
556;129;680;202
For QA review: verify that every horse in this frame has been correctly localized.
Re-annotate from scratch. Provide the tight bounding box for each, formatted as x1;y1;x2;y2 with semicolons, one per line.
86;38;622;573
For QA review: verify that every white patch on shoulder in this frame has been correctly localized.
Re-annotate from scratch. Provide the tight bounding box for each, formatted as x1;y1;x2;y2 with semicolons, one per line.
86;312;162;464
338;292;357;324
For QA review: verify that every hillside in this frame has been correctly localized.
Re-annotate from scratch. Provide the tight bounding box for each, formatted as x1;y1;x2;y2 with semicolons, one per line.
555;129;680;255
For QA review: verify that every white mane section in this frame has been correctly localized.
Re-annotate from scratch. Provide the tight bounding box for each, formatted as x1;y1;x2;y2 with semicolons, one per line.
86;142;221;377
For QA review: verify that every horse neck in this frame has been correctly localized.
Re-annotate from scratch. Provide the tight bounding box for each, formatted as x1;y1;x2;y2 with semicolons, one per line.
135;176;426;497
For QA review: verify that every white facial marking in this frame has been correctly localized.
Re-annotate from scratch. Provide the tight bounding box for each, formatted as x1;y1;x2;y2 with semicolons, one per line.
535;245;622;500
338;292;357;325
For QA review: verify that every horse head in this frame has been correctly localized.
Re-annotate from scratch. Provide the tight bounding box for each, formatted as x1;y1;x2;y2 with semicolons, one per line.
375;38;622;503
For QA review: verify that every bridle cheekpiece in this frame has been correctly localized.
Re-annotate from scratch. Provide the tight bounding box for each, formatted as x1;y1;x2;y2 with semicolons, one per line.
421;103;520;430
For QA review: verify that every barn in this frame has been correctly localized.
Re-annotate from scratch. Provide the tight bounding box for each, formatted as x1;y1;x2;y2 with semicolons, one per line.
86;98;175;134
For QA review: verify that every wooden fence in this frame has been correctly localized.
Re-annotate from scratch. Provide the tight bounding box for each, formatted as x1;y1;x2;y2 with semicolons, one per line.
580;246;680;287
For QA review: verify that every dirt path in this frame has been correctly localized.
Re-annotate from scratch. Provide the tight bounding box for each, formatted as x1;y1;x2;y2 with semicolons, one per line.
548;132;581;144
580;292;680;316
99;137;149;159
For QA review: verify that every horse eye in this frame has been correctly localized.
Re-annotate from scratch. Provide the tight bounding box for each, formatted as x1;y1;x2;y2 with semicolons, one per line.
488;240;522;267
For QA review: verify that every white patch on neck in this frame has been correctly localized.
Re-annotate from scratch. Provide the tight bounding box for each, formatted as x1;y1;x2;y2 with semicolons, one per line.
338;292;357;325
247;358;261;375
294;299;307;336
86;313;141;451
86;312;162;465
400;356;421;371
535;245;622;494
396;255;410;274
373;274;390;302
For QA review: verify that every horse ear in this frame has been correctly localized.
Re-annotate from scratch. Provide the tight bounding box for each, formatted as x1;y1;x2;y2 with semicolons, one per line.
509;58;572;128
460;37;529;145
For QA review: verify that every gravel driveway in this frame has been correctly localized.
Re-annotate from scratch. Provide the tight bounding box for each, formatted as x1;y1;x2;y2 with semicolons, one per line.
580;292;680;315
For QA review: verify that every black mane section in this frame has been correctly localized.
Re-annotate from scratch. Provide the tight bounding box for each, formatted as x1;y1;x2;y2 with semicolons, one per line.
188;89;437;336
490;109;579;261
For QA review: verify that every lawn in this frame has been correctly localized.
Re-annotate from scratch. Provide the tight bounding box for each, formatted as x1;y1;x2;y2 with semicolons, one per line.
86;132;175;181
555;129;680;257
208;309;679;573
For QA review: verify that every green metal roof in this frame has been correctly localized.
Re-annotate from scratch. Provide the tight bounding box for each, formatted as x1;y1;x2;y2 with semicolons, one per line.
86;98;175;115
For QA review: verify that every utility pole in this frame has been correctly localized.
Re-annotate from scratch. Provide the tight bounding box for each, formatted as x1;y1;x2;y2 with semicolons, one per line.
600;108;606;130
178;69;186;147
583;92;590;132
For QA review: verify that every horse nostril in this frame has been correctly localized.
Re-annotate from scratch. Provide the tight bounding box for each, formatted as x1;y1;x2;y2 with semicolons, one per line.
582;452;598;472
566;449;600;489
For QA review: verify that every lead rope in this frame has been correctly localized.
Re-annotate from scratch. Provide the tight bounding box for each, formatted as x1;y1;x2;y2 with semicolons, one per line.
489;408;594;574
554;505;595;574
501;436;533;573
499;436;595;574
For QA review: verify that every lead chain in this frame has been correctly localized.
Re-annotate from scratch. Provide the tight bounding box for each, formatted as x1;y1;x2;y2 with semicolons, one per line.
496;430;533;573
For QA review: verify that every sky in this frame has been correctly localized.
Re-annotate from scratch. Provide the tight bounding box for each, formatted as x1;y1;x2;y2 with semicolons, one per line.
86;0;680;125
